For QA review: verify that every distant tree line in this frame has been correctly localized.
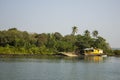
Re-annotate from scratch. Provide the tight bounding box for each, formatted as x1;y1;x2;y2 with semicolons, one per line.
0;27;113;55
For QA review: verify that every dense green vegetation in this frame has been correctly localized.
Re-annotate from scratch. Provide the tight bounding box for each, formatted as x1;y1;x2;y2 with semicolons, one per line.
112;50;120;56
0;27;112;55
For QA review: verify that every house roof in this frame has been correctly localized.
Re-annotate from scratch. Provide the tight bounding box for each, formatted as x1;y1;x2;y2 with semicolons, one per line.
84;48;94;50
84;48;103;51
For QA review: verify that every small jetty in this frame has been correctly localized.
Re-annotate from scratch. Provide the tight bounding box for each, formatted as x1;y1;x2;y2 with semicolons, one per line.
60;52;78;57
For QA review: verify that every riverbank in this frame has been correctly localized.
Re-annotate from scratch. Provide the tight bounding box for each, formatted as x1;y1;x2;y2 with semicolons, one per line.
0;28;112;57
0;47;119;57
0;52;119;58
0;52;68;58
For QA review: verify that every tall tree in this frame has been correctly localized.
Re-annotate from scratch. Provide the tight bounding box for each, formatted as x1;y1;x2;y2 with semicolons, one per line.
92;30;98;38
72;26;78;35
54;32;63;40
35;33;48;47
84;30;90;37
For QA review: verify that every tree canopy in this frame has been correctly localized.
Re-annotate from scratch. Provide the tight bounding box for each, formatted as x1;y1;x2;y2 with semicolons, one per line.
0;27;112;55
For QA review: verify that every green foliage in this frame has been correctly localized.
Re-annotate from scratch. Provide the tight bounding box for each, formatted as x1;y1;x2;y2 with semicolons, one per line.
54;32;63;40
0;27;112;55
113;50;120;55
35;33;48;47
55;41;75;52
84;30;90;37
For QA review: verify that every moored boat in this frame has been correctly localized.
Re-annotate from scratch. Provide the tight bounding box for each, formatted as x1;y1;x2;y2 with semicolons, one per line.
83;48;105;56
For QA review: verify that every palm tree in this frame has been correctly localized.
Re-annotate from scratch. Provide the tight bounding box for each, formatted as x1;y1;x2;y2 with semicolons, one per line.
72;26;78;35
92;30;98;38
84;30;90;37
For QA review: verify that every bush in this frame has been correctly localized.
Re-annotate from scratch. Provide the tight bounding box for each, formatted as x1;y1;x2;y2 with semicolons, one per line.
113;50;120;55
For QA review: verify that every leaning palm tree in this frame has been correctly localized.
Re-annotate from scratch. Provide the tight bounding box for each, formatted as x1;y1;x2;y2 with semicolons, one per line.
72;26;78;35
92;30;98;38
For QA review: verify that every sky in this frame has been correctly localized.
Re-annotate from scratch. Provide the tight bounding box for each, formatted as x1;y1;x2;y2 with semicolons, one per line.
0;0;120;48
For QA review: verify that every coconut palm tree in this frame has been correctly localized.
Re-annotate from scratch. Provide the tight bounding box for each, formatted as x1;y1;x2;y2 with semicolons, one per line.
84;30;90;37
72;26;78;35
92;30;98;38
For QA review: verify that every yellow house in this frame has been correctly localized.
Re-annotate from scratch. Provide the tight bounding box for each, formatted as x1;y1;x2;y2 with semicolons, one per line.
84;48;103;55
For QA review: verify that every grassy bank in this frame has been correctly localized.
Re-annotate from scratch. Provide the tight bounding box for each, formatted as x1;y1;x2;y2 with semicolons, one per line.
0;46;119;57
0;46;56;55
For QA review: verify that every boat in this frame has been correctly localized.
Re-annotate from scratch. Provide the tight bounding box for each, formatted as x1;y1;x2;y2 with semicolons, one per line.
83;48;105;56
101;55;107;57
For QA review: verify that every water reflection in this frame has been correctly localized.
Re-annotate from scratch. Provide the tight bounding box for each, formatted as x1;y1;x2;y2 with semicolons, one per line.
84;56;105;62
61;56;106;63
0;55;107;63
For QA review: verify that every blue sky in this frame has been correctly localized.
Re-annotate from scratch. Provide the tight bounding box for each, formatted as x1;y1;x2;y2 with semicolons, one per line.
0;0;120;48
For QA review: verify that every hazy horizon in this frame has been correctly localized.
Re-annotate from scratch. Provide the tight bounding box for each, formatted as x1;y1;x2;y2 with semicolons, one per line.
0;0;120;48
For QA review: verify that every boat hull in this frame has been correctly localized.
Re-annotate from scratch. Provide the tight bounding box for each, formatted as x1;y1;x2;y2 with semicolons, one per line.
84;53;105;56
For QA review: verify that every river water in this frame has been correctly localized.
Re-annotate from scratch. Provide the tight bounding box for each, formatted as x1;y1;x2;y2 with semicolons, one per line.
0;56;120;80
